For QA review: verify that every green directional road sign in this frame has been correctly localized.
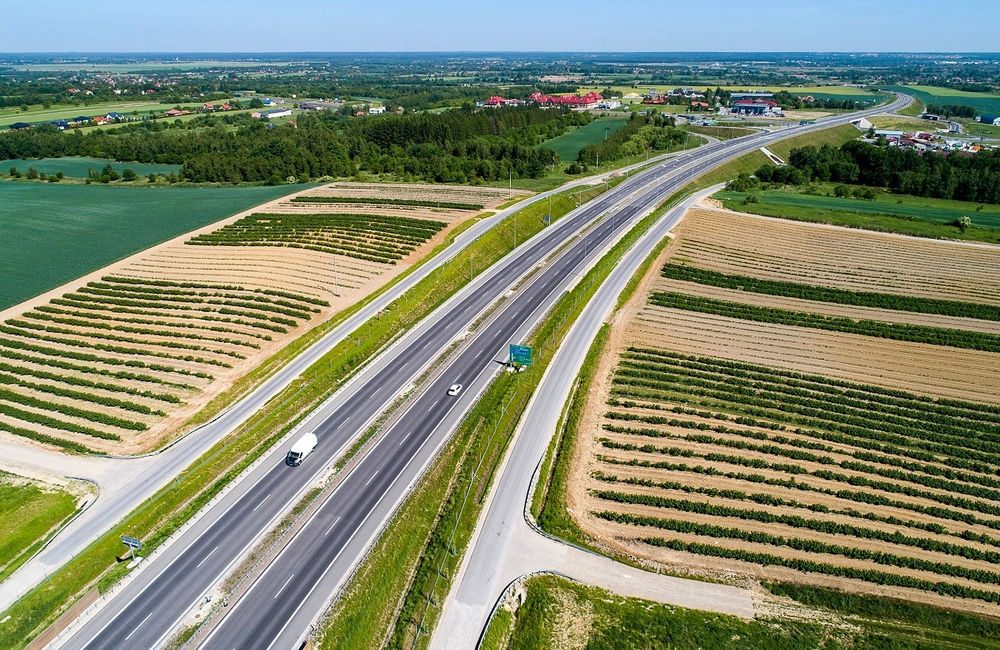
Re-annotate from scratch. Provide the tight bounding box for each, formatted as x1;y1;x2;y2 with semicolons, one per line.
510;344;532;366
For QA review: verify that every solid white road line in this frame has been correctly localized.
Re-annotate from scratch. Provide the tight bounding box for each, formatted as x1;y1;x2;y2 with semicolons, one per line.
324;517;341;537
196;545;219;569
124;613;152;642
252;494;271;513
274;574;294;599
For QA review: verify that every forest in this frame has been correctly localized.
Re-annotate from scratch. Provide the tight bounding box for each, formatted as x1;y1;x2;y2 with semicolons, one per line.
0;106;592;184
752;140;1000;204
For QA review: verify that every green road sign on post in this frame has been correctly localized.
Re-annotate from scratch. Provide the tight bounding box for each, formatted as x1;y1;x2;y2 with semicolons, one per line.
509;344;532;366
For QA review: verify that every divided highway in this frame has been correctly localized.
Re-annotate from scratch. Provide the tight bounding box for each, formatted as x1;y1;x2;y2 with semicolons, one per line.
59;93;909;650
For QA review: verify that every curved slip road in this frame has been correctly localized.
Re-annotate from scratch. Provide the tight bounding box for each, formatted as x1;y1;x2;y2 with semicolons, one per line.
56;94;909;650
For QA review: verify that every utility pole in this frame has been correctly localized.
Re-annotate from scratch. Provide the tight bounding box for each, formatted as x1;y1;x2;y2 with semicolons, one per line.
508;168;512;199
334;258;339;297
470;255;473;282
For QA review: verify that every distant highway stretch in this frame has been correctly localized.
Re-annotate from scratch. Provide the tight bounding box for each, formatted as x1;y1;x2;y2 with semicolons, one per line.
61;93;910;650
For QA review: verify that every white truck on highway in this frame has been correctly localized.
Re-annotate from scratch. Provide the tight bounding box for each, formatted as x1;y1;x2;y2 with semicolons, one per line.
285;432;318;466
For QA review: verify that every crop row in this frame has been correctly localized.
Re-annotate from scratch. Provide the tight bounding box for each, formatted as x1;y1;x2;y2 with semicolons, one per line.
0;421;92;453
290;196;484;210
593;470;955;539
624;347;1000;426
0;346;200;386
0;403;121;441
648;291;1000;353
0;325;234;368
659;263;1000;322
101;277;328;308
87;281;323;314
0;360;180;403
597;438;1000;521
0;388;146;431
610;360;1000;465
628;347;1000;418
73;287;313;321
643;537;1000;605
596;454;1000;536
592;490;1000;568
33;306;273;342
49;298;295;331
0;372;163;416
21;312;260;350
7;320;248;359
0;325;232;374
187;213;447;264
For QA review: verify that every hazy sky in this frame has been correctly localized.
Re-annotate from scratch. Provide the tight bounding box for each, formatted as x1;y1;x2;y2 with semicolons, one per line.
3;0;999;52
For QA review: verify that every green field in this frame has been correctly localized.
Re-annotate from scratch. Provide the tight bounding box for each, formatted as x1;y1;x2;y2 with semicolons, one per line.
539;118;628;161
3;157;180;178
0;183;307;311
885;85;1000;116
485;575;1000;650
0;473;77;582
716;186;1000;243
0;101;210;128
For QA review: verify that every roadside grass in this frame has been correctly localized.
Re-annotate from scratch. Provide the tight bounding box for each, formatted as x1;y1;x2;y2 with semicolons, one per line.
539;118;629;161
487;575;1000;650
961;119;1000;139
683;125;757;141
765;123;860;161
0;182;315;311
0;473;78;583
869;115;943;131
319;176;679;650
898;96;925;117
0;181;610;650
715;187;1000;242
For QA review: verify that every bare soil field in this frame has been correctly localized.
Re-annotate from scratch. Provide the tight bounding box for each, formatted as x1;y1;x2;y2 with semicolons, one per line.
565;206;1000;614
673;207;1000;305
0;183;508;455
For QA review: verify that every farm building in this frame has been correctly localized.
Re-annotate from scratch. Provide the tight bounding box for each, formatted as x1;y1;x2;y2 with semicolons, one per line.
252;108;293;119
368;106;386;115
529;91;603;109
980;114;1000;126
106;112;125;121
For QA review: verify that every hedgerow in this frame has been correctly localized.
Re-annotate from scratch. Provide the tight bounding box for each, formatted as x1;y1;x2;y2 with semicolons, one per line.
648;291;1000;353
660;263;1000;322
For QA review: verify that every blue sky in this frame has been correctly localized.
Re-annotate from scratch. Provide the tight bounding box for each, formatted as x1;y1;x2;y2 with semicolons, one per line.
3;0;999;52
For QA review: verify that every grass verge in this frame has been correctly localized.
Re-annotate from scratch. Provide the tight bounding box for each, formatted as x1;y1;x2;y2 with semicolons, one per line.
486;575;1000;650
0;474;79;584
0;182;613;650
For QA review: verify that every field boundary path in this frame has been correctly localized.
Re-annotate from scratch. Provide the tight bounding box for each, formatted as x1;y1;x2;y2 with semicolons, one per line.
431;188;754;650
0;155;684;614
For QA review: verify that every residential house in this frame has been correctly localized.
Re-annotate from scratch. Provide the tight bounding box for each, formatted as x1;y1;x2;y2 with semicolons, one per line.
369;106;386;115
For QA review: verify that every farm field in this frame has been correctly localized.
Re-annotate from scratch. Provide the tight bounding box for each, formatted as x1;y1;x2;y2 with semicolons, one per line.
0;471;80;582
868;115;948;132
714;188;1000;241
563;205;1000;615
0;101;213;128
885;86;1000;116
485;575;1000;650
2;157;181;179
539;118;628;161
0;182;515;455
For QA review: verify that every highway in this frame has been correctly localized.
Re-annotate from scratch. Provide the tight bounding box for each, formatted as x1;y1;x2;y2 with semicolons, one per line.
58;94;909;650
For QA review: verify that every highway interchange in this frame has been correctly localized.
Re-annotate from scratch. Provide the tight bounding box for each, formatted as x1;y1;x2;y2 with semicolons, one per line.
56;93;909;650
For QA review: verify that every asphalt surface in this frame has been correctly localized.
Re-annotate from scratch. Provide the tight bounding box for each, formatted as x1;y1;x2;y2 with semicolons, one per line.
58;94;909;650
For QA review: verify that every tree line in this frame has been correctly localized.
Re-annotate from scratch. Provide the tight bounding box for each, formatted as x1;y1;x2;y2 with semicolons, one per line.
752;140;1000;204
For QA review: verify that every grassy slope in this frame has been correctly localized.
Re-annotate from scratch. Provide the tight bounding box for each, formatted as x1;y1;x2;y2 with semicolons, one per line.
0;183;310;311
0;474;77;582
539;118;629;161
491;576;1000;650
716;189;1000;244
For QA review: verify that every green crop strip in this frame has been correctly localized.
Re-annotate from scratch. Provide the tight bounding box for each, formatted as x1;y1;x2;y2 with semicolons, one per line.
660;263;1000;321
649;291;1000;353
290;196;484;210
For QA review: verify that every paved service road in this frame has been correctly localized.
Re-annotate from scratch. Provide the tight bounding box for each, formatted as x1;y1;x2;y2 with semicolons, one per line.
58;94;910;650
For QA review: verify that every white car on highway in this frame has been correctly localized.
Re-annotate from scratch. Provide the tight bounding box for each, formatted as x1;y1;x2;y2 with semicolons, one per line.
447;383;463;396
